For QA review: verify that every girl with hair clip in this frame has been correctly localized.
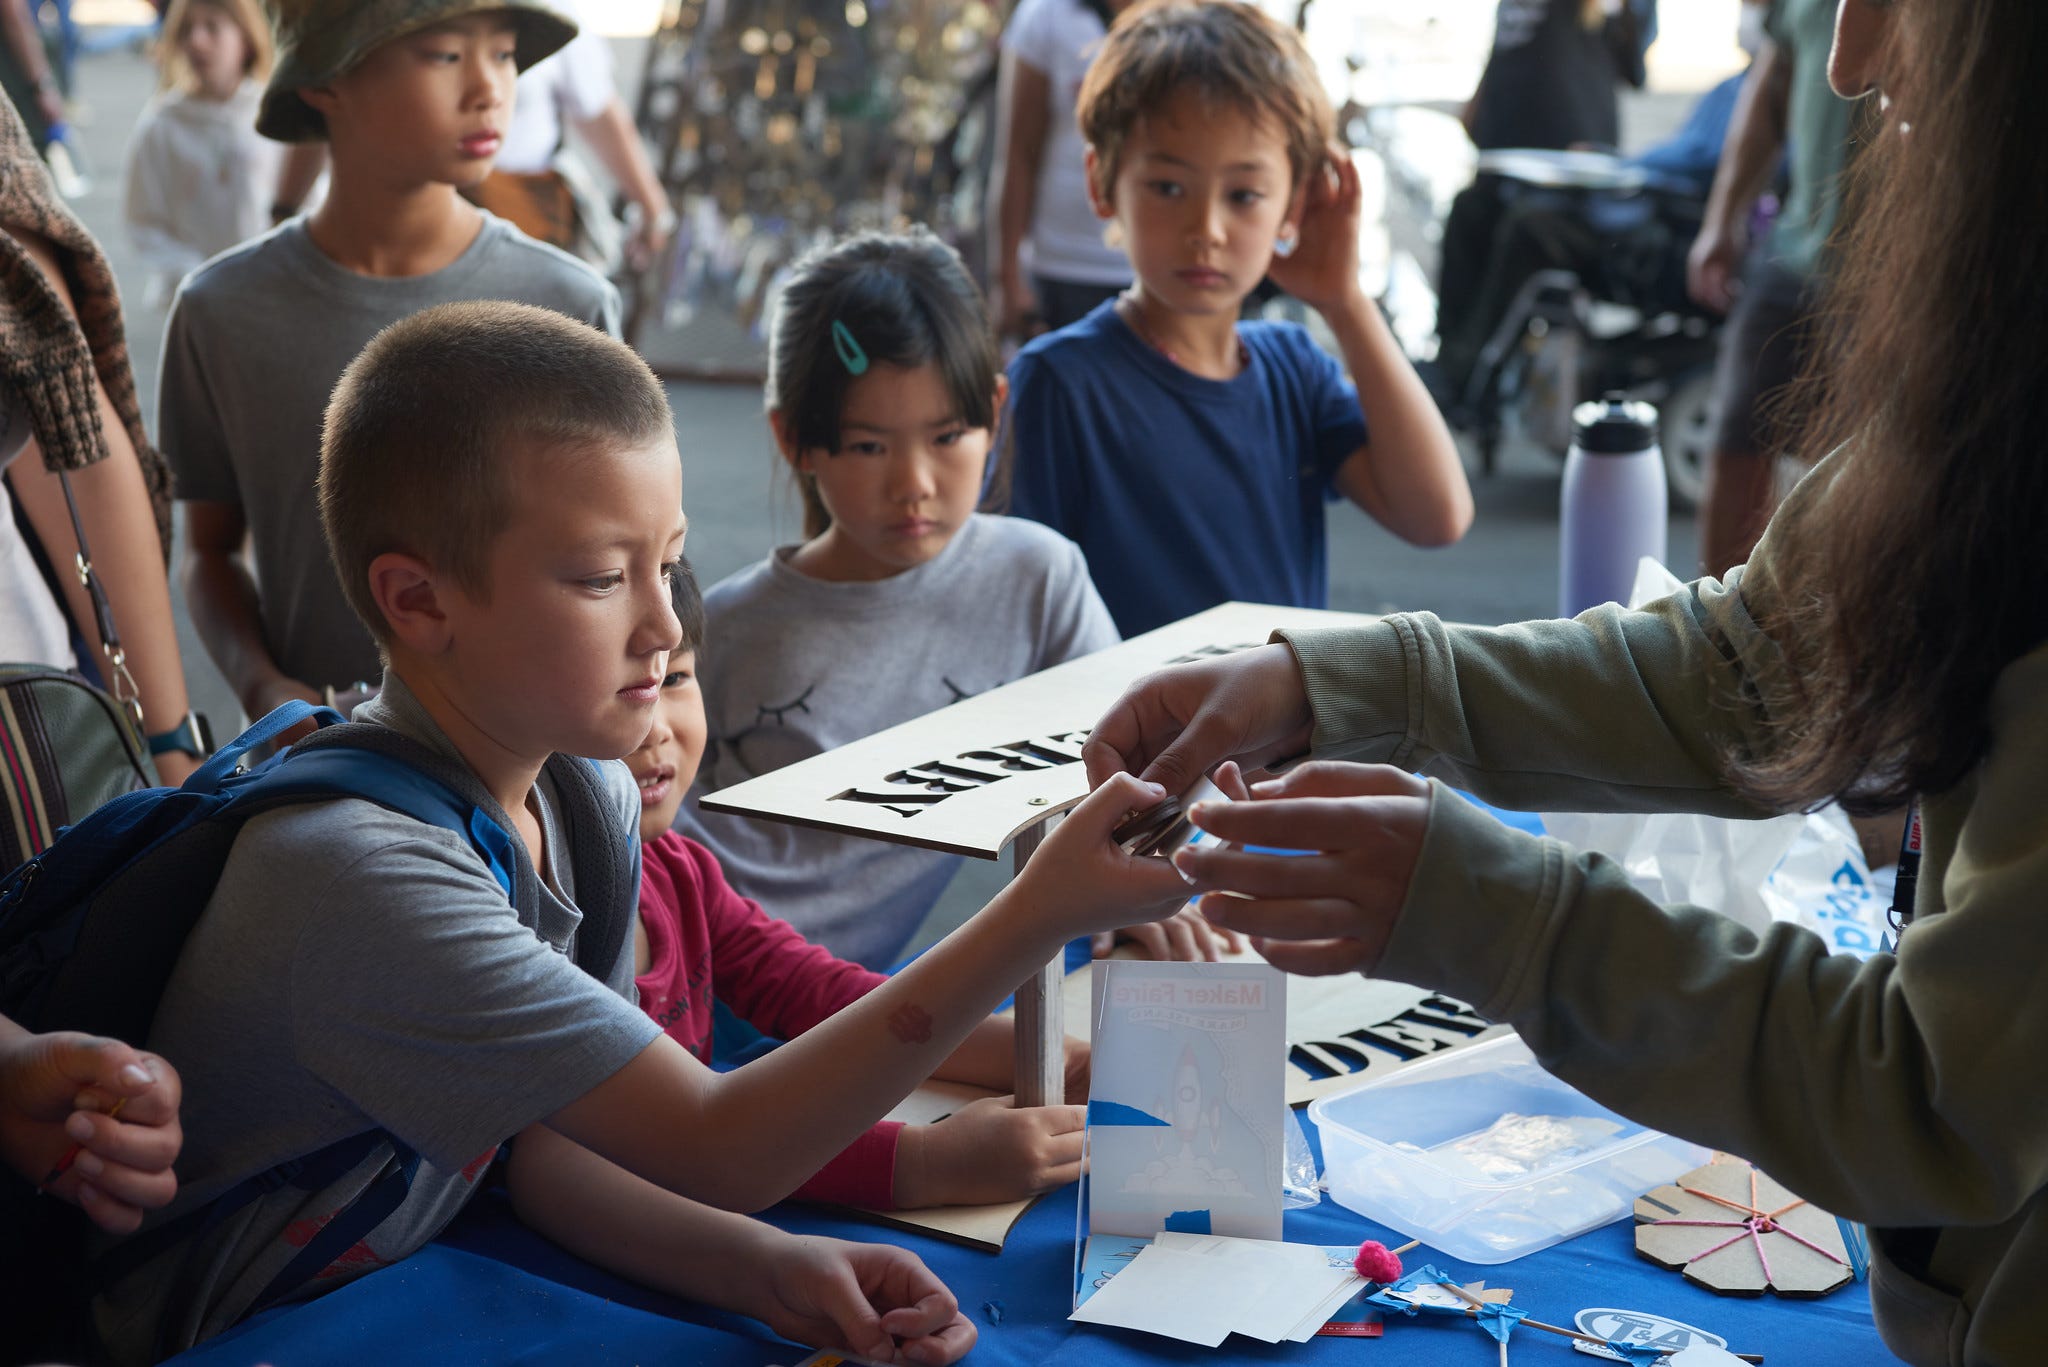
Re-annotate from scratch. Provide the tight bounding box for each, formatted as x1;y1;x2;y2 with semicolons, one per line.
1087;3;2048;1362
122;0;281;305
675;227;1230;972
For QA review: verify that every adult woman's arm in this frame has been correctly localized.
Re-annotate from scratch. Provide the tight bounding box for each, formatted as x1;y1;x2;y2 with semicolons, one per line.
1089;453;1849;816
5;225;201;782
987;48;1052;338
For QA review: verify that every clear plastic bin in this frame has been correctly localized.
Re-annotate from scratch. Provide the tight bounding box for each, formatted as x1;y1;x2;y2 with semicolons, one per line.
1308;1034;1710;1264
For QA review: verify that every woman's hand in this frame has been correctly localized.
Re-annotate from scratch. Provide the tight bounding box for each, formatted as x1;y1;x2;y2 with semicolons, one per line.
1083;643;1314;795
1012;773;1198;939
1264;146;1367;319
0;1026;183;1234
1172;761;1431;977
755;1235;978;1364
894;1095;1085;1209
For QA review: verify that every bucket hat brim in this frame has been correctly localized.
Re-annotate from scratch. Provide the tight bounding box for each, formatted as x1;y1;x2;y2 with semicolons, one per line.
257;0;578;143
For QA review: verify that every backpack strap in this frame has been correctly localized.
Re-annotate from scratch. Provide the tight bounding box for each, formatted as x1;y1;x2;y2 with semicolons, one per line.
286;724;534;912
540;752;637;979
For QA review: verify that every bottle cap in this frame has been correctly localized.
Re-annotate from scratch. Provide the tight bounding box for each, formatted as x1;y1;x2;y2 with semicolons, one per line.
1572;393;1659;455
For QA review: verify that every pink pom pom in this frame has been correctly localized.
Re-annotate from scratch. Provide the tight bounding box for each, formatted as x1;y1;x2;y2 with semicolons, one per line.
1353;1240;1404;1284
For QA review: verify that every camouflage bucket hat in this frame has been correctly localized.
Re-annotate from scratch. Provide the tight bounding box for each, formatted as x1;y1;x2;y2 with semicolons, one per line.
257;0;577;143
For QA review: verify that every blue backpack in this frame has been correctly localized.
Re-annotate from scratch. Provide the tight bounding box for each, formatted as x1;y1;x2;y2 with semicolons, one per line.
0;701;631;1357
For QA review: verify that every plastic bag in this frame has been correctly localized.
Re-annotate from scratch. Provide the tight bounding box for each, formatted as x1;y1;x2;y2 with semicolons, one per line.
1541;807;1800;937
1283;1105;1322;1209
1541;559;1890;956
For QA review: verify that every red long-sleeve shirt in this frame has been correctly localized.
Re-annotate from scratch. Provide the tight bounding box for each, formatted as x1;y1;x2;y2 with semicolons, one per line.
635;830;903;1207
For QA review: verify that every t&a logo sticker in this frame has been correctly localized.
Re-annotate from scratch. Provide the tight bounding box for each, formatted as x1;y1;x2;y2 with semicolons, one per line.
1571;1307;1728;1362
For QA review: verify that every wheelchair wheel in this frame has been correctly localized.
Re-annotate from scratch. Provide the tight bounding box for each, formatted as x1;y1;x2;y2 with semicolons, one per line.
1659;364;1717;512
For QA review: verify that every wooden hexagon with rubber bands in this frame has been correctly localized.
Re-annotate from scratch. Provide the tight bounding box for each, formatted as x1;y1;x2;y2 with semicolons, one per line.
1633;1159;1853;1298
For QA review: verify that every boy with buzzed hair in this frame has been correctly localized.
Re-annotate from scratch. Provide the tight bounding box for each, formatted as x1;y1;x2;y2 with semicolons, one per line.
163;0;620;728
95;302;1185;1361
1005;0;1473;638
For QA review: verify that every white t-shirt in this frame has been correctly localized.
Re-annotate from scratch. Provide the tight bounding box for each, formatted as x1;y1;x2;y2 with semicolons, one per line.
1004;0;1131;286
0;385;77;668
121;80;283;305
498;0;617;173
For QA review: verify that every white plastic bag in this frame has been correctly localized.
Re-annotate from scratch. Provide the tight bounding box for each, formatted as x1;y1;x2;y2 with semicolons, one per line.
1541;559;1889;957
1541;808;1801;938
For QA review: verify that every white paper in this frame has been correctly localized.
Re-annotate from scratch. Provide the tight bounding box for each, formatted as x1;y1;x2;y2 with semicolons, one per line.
1285;1273;1370;1341
1668;1347;1748;1367
1087;961;1287;1241
1066;1245;1239;1346
1146;1233;1355;1343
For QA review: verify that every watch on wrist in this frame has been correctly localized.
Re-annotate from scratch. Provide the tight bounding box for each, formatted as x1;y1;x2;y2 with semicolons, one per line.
147;711;214;759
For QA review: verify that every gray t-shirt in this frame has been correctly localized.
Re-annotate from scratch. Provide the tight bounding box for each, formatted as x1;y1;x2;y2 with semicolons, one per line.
674;513;1118;968
91;673;659;1362
157;214;621;691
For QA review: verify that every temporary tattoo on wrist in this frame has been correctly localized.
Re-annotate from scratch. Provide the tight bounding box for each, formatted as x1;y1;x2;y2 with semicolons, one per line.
888;1002;935;1045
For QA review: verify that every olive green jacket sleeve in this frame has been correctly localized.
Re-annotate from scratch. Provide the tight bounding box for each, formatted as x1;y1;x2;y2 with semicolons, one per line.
1275;568;1788;818
1270;454;2048;1365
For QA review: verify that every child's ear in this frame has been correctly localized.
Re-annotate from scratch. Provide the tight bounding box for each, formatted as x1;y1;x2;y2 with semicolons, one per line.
767;409;807;471
990;374;1010;422
1083;146;1115;220
368;552;452;655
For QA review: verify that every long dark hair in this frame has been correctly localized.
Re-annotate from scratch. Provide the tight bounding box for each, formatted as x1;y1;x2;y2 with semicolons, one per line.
1733;0;2048;814
765;228;1003;540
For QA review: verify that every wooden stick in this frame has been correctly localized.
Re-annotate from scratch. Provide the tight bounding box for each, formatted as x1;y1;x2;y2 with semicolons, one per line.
1010;817;1064;1109
1389;1238;1421;1257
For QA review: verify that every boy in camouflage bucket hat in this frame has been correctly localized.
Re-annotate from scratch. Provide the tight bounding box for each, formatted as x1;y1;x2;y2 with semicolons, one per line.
156;1;621;738
256;0;575;142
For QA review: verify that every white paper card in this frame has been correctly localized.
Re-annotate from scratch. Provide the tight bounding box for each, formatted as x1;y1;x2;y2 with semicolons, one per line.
1066;1245;1239;1346
1087;961;1287;1241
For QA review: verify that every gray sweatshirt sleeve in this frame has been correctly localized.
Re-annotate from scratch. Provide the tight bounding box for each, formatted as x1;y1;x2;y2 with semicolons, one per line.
1273;456;1850;818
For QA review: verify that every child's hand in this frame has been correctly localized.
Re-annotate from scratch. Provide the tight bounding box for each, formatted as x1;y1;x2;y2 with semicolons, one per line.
1013;773;1200;938
756;1233;977;1364
1063;1035;1090;1103
1264;146;1367;318
1171;762;1431;978
0;1027;183;1233
894;1096;1085;1209
1096;906;1247;962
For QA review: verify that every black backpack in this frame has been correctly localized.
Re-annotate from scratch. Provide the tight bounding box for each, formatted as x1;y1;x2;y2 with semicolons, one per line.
0;701;633;1361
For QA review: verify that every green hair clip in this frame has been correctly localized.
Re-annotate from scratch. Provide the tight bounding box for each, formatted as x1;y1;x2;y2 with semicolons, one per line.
831;320;870;376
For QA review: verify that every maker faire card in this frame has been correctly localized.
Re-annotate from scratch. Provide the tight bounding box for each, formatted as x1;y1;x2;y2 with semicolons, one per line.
1087;960;1286;1241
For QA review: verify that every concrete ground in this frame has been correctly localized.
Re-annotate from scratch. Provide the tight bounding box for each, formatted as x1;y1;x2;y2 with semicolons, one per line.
51;21;1727;942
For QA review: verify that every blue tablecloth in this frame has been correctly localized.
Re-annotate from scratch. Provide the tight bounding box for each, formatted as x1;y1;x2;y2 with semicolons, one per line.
172;1144;1887;1366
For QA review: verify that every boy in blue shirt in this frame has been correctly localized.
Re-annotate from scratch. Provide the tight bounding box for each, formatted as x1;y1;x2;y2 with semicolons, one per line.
93;302;1189;1360
1005;0;1472;637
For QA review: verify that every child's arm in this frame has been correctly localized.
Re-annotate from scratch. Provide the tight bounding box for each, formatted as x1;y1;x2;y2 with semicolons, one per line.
1265;151;1474;549
181;499;322;722
156;290;324;724
545;773;1188;1213
506;1123;976;1364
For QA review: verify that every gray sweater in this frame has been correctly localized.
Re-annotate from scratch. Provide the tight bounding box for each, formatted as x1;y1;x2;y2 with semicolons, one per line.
1279;452;2041;1366
677;513;1117;967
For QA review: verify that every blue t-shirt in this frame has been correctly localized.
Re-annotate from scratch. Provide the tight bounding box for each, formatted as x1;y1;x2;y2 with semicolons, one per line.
1005;301;1368;637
